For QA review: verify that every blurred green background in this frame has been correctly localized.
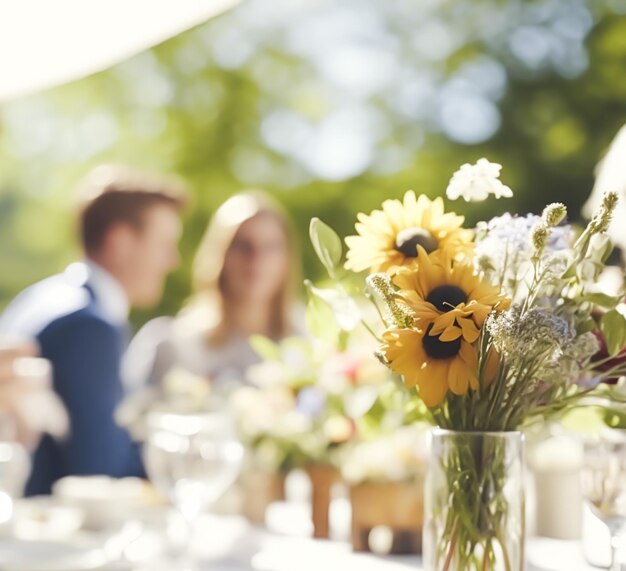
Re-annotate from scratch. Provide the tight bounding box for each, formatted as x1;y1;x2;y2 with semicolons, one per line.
1;0;625;327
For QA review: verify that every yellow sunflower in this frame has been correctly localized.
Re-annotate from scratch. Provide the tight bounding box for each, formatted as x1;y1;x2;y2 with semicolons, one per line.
393;248;509;343
382;328;478;406
345;191;473;274
381;249;509;406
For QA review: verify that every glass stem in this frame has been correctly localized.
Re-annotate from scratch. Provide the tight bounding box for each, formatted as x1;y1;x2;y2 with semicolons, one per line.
169;509;199;571
610;532;622;571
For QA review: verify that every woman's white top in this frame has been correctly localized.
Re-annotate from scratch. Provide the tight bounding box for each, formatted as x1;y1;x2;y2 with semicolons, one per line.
123;306;306;391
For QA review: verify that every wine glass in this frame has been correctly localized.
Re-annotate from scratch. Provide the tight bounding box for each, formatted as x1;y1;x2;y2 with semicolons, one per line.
0;349;47;524
143;410;244;570
0;414;30;525
581;437;626;571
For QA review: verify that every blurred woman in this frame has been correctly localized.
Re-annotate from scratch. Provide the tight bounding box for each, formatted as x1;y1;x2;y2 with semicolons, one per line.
125;191;303;389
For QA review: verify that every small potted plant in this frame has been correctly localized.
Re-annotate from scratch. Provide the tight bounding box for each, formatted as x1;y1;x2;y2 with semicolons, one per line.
342;424;429;554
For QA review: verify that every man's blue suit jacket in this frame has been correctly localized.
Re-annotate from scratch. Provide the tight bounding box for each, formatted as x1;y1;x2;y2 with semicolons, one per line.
0;272;144;495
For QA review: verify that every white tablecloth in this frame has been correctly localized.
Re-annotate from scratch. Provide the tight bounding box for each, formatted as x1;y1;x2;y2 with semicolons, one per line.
0;520;604;571
191;533;598;571
0;509;613;571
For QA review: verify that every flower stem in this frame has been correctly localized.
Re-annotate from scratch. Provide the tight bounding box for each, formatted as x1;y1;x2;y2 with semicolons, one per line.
359;317;382;342
482;542;490;571
496;530;513;571
442;518;459;571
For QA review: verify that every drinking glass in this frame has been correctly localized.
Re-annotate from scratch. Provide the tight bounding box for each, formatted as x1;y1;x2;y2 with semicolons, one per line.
581;437;626;571
143;410;244;570
0;345;46;523
0;420;30;524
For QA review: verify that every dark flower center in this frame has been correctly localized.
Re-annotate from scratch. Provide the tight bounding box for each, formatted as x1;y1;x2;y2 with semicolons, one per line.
426;285;467;312
395;227;438;257
422;324;462;360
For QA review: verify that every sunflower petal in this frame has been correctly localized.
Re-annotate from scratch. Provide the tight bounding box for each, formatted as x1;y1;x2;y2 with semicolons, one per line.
439;325;463;342
416;361;449;406
448;358;469;396
344;193;478;274
412;302;443;323
467;371;479;391
458;317;480;343
429;312;457;335
467;304;492;326
382;329;428;384
459;341;478;370
392;269;418;292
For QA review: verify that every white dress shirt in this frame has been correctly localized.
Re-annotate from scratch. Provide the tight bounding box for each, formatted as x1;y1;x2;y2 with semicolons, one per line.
83;261;129;325
0;261;129;337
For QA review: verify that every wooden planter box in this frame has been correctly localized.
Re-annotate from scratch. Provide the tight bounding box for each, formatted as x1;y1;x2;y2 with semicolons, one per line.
305;464;341;539
241;471;286;525
349;480;424;554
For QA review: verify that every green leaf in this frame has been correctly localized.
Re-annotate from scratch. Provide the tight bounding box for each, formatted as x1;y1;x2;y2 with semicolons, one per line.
601;240;614;263
309;218;343;276
578;317;597;334
337;330;350;352
305;280;341;343
581;292;621;309
249;335;281;361
600;309;626;356
561;263;577;280
561;407;606;435
305;280;361;331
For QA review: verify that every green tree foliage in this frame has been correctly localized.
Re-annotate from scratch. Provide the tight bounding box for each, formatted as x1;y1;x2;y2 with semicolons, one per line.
1;0;625;327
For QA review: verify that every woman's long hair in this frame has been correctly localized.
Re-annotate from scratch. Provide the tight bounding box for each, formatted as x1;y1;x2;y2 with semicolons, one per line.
181;191;300;345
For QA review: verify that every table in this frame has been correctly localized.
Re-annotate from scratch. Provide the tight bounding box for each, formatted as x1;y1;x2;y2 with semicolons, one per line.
0;519;608;570
185;532;601;571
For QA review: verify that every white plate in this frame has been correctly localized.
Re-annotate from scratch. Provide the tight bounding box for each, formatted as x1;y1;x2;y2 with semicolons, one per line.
0;538;109;571
1;497;86;542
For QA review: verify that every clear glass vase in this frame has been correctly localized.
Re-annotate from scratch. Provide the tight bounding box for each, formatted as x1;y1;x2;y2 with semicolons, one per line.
423;429;525;571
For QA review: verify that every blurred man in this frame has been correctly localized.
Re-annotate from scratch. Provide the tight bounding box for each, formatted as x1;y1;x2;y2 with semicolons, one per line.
0;166;185;495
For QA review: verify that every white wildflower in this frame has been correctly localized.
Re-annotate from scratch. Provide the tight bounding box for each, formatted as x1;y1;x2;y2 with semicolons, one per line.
531;223;549;254
564;332;601;362
446;158;513;202
536;358;580;386
366;273;414;328
542;251;571;281
538;333;601;386
475;214;573;298
341;426;428;484
486;306;575;358
589;191;619;234
541;203;567;227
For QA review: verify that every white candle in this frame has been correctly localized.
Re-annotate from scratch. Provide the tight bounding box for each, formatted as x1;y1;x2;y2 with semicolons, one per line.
530;436;583;540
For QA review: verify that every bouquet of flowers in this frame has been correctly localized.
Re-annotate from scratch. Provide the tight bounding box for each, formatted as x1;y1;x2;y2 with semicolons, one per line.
307;158;626;570
341;424;429;486
230;335;394;473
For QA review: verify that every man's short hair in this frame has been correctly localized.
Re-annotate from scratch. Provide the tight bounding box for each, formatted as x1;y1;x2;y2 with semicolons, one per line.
77;165;187;255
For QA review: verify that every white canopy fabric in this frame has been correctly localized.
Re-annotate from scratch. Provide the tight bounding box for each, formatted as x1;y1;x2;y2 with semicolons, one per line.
0;0;241;102
584;125;626;255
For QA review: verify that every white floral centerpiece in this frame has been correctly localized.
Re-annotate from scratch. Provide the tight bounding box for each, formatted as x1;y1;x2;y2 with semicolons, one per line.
341;424;429;486
230;335;397;473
